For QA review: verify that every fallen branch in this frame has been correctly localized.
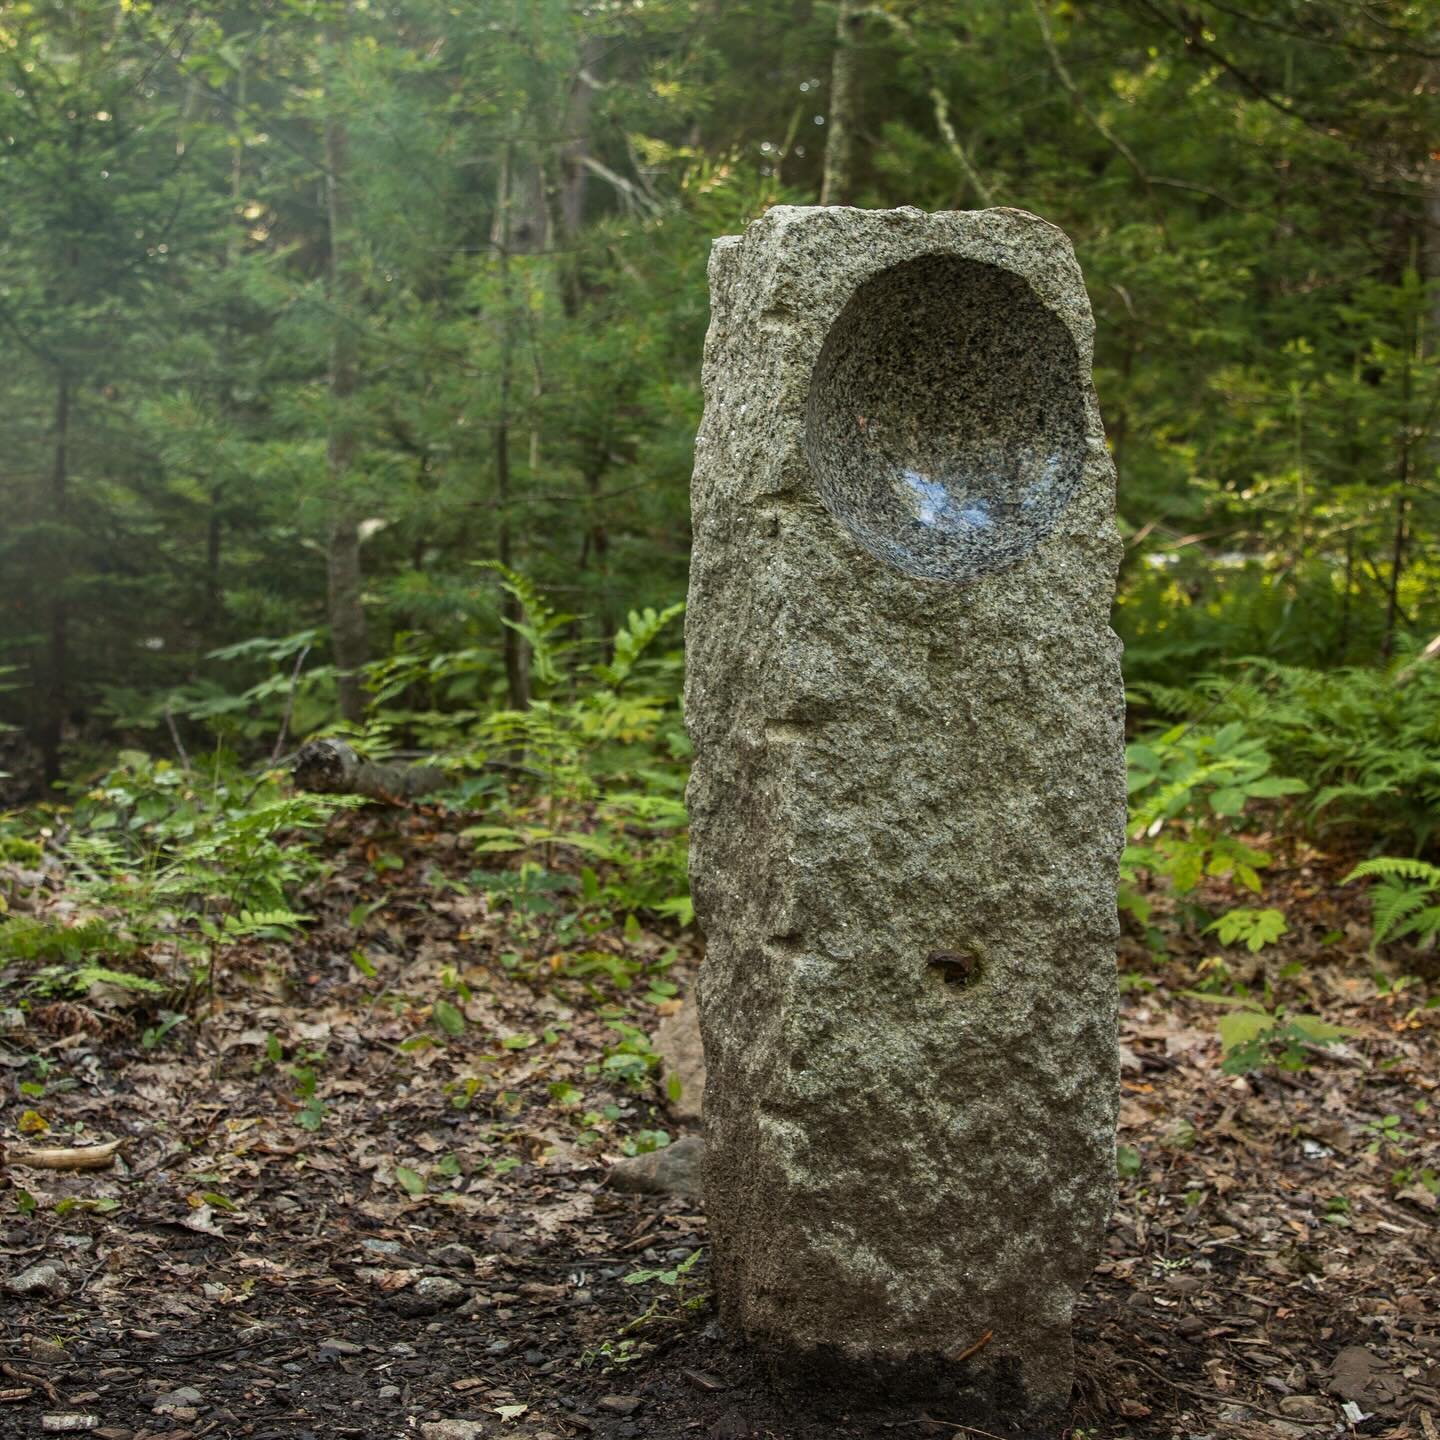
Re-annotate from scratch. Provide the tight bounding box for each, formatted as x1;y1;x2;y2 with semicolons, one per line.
293;738;542;803
8;1138;126;1171
292;739;450;803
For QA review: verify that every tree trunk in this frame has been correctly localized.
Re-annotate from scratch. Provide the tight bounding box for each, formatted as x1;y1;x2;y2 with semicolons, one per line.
1381;252;1418;661
493;134;531;710
554;37;601;314
558;42;599;238
204;59;248;649
1424;62;1440;361
820;0;863;205
39;372;70;787
204;502;223;638
323;14;369;723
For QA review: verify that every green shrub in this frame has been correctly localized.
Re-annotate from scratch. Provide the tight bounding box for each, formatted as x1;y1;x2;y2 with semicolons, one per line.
1131;653;1440;855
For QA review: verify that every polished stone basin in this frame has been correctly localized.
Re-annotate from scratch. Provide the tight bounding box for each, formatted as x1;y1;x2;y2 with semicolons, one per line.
804;253;1087;583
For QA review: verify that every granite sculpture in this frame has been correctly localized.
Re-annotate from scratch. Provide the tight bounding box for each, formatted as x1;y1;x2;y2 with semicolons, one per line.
684;205;1126;1422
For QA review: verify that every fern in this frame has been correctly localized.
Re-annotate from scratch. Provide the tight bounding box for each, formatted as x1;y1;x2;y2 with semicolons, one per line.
1344;857;1440;947
1346;857;1440;884
593;603;686;691
29;964;167;998
475;561;581;691
1126;657;1440;854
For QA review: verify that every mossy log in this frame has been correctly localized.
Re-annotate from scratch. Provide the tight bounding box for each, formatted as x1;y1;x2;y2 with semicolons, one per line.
292;738;449;803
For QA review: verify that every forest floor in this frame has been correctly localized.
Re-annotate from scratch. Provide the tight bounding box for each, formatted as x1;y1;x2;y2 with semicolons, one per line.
0;803;1436;1440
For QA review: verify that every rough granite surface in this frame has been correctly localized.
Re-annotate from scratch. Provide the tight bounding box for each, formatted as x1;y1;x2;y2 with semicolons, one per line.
684;206;1126;1424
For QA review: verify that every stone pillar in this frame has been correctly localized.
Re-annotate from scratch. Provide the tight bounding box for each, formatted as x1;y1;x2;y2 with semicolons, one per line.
684;206;1125;1423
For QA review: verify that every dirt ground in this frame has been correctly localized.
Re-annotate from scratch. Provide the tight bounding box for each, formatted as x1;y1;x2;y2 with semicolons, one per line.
1;807;1436;1440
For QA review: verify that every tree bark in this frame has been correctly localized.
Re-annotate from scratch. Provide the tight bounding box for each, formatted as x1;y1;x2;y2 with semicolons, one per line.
324;9;369;723
1381;262;1416;661
204;501;223;639
493;132;531;710
204;58;249;649
293;738;448;803
820;0;864;205
1423;60;1440;382
557;39;600;246
39;372;70;787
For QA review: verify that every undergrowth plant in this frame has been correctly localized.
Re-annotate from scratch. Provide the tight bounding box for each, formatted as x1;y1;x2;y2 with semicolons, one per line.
66;752;345;938
1132;652;1440;855
0;754;354;1006
1184;990;1354;1074
449;571;691;926
1122;720;1306;927
1344;858;1440;950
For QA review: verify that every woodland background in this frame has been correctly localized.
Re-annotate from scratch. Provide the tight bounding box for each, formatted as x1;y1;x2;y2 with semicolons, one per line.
2;0;1438;780
0;6;1438;1436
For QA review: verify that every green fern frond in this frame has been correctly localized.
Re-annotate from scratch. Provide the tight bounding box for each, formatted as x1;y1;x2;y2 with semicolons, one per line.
595;602;685;690
1370;886;1429;945
1344;857;1440;947
1344;857;1440;885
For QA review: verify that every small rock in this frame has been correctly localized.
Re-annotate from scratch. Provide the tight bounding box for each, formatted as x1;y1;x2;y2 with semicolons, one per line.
1175;1315;1207;1338
391;1273;466;1317
363;1238;404;1256
1327;1346;1375;1401
706;1411;753;1440
416;1274;466;1303
683;1370;728;1393
377;1385;401;1401
420;1422;487;1440
1280;1395;1332;1422
318;1337;365;1358
7;1262;75;1300
154;1385;203;1410
653;999;705;1121
607;1134;705;1200
41;1417;99;1434
598;1395;642;1416
432;1244;475;1269
28;1336;68;1361
389;1342;417;1357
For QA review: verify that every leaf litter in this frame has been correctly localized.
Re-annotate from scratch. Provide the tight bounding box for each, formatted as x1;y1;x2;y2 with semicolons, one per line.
0;808;1435;1439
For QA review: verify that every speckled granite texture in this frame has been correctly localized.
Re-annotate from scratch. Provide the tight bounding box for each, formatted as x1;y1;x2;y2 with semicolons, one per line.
684;206;1125;1425
806;253;1087;582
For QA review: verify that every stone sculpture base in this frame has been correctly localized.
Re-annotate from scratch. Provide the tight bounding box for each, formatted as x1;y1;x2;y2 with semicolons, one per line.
684;206;1125;1422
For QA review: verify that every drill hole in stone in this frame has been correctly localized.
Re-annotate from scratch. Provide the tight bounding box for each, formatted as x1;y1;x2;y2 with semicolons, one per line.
926;950;983;991
804;254;1087;583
